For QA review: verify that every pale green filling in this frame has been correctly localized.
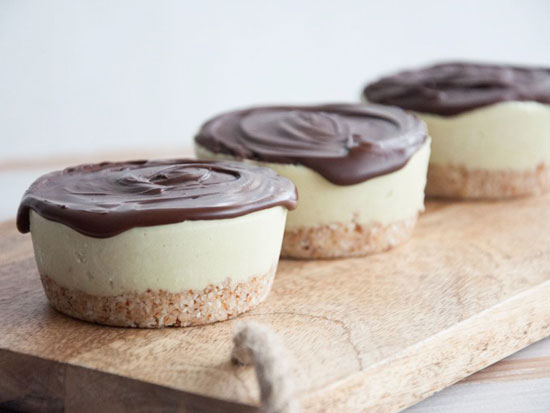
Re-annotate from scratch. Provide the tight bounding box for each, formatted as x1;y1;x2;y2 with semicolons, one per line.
195;139;430;229
419;101;550;170
30;207;286;295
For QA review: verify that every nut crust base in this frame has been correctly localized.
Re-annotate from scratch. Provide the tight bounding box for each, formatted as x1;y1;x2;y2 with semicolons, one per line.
40;270;274;328
426;163;550;199
281;216;417;259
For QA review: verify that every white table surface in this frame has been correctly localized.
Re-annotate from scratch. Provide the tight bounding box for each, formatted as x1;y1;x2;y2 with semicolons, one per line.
2;156;549;413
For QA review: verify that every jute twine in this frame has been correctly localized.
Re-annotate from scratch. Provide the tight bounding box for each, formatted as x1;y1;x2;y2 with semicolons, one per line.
231;321;299;413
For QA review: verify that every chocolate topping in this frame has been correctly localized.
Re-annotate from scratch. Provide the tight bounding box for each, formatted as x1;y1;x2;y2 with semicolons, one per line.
363;62;550;116
195;104;427;185
17;159;297;238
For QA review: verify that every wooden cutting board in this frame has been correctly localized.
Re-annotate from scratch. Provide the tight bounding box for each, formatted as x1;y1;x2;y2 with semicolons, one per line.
1;197;549;412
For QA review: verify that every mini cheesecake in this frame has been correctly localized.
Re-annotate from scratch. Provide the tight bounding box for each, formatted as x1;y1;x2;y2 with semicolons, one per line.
194;104;430;259
363;62;550;199
17;160;297;327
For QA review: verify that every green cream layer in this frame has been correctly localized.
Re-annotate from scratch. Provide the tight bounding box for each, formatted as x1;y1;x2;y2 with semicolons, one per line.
419;101;550;170
30;206;287;295
195;139;431;229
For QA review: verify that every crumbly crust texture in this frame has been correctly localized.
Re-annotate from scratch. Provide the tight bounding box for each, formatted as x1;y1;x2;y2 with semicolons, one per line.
40;270;275;328
426;163;550;199
281;216;417;259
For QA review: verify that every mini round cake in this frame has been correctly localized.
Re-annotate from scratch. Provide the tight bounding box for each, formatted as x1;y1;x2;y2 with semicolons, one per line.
363;62;550;199
16;160;297;327
194;104;430;259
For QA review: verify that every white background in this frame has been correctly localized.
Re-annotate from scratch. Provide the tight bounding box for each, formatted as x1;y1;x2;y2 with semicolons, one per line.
1;0;550;161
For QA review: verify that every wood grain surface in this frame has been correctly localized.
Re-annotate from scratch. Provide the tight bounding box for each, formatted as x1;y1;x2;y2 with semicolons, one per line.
1;197;550;412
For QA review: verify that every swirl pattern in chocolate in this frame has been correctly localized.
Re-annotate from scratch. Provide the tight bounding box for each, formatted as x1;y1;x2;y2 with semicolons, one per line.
195;104;427;185
17;159;297;238
363;62;550;116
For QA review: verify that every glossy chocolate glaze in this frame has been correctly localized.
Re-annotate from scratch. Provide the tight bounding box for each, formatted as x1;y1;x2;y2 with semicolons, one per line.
17;159;298;238
195;104;427;185
363;62;550;116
